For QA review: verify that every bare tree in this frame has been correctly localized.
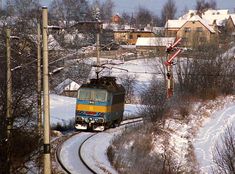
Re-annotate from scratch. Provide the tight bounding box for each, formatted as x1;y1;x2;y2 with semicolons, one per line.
139;78;168;122
91;0;115;22
195;0;217;15
161;0;177;26
5;0;41;34
49;0;91;26
119;74;137;104
121;12;131;25
0;4;42;172
174;43;235;100
101;0;114;22
135;6;153;29
212;124;235;174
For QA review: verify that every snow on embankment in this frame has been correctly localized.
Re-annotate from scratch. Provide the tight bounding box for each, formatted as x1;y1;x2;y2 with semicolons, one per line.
50;94;76;125
151;96;235;173
193;96;235;174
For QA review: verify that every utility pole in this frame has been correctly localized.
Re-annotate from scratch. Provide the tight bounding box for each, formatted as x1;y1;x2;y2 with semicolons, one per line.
42;6;51;174
37;23;42;133
96;30;100;66
6;28;12;174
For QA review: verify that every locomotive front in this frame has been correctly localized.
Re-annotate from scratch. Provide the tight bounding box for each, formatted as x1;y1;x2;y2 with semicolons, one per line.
75;77;125;131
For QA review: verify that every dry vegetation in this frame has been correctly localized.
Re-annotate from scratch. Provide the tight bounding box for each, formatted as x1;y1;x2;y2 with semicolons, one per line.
108;41;235;173
108;95;235;174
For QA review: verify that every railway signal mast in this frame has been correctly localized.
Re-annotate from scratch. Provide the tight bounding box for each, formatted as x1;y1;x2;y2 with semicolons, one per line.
165;38;182;98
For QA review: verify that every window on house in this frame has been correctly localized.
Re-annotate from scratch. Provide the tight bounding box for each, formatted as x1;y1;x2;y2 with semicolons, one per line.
184;27;191;32
196;27;203;32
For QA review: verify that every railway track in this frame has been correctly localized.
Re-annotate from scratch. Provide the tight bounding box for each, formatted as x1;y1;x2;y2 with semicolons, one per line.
56;117;143;174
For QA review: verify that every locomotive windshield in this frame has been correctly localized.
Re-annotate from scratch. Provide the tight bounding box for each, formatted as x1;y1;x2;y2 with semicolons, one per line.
78;88;107;102
79;89;91;100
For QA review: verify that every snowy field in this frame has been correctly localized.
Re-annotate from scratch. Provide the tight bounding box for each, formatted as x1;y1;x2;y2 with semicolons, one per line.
193;98;235;173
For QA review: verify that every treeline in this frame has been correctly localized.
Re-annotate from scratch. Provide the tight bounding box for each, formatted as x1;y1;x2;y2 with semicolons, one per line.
0;0;178;28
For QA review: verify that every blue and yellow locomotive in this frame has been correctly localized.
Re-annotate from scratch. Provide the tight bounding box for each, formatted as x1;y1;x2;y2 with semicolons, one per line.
75;76;125;131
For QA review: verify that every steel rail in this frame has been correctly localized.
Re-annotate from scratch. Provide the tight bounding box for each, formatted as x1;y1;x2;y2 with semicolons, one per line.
78;133;97;174
56;117;143;174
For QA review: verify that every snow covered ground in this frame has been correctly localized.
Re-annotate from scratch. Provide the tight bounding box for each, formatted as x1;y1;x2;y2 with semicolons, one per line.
50;58;235;174
193;97;235;173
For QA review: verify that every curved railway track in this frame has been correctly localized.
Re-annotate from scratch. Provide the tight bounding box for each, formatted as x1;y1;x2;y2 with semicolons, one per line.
56;117;143;174
78;134;97;174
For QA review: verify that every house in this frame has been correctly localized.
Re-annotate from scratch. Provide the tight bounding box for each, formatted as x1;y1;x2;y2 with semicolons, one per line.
202;9;230;27
165;20;187;37
48;34;64;51
226;14;235;38
179;9;230;27
114;30;155;45
144;24;165;36
136;37;175;54
169;9;235;46
112;14;121;24
177;15;218;47
54;78;80;97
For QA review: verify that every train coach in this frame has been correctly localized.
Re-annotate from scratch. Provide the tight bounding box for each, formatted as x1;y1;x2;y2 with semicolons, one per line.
75;76;125;131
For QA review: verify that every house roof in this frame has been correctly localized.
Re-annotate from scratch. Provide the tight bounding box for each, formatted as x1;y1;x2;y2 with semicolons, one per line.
114;30;153;33
179;9;230;27
203;9;229;16
54;78;80;94
48;34;64;51
165;20;187;29
184;15;216;33
202;11;230;26
136;37;175;47
230;14;235;26
179;10;197;20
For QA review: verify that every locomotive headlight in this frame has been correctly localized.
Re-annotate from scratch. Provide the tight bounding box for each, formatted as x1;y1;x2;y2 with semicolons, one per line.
76;116;84;122
97;118;104;123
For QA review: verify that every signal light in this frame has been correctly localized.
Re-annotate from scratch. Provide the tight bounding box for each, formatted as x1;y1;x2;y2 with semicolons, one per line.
167;72;171;79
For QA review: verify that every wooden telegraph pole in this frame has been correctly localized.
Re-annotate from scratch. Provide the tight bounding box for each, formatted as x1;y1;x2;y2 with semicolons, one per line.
6;28;13;174
42;6;51;174
37;23;42;133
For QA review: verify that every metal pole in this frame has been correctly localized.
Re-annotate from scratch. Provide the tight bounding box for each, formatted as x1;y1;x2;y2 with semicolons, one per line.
42;6;51;174
95;28;100;79
37;23;42;133
6;28;12;174
96;31;100;66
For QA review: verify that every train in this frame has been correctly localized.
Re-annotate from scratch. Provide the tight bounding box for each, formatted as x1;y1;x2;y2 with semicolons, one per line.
75;76;125;131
